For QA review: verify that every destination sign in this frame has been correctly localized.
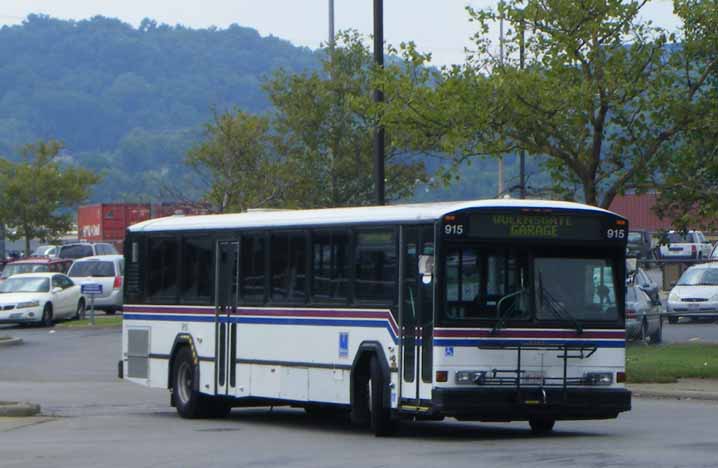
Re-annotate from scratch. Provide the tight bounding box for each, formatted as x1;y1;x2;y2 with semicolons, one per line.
442;212;627;241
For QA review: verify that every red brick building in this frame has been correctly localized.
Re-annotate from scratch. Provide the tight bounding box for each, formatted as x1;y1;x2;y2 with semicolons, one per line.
608;193;673;232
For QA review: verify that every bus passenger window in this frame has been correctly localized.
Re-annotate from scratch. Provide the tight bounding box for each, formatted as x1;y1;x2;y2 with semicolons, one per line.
271;232;307;302
180;237;213;303
311;231;349;302
148;237;178;299
241;235;266;303
355;230;396;302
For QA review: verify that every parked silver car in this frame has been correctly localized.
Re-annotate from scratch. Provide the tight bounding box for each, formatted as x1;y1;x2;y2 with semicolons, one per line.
67;255;124;314
625;285;662;343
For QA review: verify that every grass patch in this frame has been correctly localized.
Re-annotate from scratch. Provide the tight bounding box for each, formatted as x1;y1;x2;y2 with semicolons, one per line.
626;343;718;383
55;315;123;328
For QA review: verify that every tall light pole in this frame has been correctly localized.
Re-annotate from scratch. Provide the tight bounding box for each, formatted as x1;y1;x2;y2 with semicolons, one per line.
328;0;335;46
373;0;385;205
497;3;505;197
519;15;526;199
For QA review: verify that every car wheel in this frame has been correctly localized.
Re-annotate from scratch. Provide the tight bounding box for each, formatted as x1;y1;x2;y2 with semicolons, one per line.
529;417;555;435
74;299;85;320
41;304;53;327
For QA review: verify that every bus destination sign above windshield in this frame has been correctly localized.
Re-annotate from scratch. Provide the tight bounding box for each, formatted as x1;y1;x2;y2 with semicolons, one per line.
443;212;626;241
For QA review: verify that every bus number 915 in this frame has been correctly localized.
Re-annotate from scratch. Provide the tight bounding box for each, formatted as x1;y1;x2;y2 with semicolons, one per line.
445;224;464;236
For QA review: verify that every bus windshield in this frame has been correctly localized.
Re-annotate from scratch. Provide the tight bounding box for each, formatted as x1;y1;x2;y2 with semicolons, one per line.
443;245;619;324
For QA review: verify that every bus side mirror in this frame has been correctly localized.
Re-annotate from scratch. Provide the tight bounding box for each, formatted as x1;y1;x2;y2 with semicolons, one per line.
419;255;434;285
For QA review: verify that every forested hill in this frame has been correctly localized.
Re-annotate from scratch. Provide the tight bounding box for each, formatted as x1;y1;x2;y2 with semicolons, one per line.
0;15;319;201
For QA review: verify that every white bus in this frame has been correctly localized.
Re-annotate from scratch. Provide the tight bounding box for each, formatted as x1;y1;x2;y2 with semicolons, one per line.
120;199;631;436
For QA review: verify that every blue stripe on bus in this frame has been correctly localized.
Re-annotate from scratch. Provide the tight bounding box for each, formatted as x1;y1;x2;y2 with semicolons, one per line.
433;338;625;348
123;313;399;343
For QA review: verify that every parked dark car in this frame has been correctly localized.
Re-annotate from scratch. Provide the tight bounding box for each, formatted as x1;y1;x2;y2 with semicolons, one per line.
57;242;118;260
627;230;654;259
631;267;661;305
625;285;662;343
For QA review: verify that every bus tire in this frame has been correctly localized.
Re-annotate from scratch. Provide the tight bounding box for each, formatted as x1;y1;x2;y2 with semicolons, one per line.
172;346;206;418
369;356;397;437
529;417;555;435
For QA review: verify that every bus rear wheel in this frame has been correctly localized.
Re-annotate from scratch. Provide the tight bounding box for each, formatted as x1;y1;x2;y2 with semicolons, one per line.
529;417;555;435
173;346;231;419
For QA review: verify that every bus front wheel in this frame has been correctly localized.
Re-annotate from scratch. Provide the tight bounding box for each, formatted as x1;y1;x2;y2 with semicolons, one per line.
369;356;397;437
529;417;555;435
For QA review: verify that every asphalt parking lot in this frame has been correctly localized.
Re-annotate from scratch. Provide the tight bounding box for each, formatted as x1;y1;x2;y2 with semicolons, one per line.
1;324;718;467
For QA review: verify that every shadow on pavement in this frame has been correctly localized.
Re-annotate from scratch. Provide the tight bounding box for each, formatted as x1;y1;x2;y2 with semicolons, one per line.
151;407;605;441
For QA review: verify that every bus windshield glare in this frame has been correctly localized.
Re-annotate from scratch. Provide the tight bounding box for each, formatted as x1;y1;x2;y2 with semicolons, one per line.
443;246;618;324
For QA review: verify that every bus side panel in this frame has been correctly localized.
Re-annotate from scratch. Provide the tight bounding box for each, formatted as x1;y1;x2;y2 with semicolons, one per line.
236;317;396;405
123;314;217;393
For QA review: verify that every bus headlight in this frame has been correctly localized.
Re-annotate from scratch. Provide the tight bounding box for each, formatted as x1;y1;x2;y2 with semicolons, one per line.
584;372;613;386
455;370;486;385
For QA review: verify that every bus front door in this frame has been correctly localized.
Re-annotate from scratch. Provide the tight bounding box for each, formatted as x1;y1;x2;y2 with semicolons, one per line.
399;226;434;409
215;240;239;396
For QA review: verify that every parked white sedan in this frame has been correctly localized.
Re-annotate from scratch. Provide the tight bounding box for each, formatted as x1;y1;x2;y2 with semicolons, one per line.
666;264;718;324
0;273;86;326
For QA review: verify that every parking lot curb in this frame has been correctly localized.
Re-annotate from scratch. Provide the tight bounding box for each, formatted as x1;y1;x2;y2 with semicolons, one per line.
0;336;23;347
629;380;718;402
0;402;41;417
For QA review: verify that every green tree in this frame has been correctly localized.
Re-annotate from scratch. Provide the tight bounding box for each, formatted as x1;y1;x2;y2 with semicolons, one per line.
0;140;100;254
264;31;427;208
652;0;718;229
376;0;718;208
186;110;286;212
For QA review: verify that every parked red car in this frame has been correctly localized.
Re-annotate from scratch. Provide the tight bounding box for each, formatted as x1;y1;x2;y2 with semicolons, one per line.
0;257;74;281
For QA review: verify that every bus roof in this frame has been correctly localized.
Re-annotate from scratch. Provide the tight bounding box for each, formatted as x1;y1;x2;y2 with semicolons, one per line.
128;199;620;233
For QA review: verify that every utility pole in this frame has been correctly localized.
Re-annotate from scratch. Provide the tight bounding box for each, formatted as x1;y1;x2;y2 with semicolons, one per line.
519;17;526;199
497;3;505;197
373;0;385;205
328;0;335;46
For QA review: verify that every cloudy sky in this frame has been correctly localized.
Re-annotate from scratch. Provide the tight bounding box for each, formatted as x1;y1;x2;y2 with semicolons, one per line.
1;0;681;67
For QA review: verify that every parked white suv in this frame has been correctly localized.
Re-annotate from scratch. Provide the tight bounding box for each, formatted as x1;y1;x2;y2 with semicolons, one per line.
659;231;713;260
67;255;124;314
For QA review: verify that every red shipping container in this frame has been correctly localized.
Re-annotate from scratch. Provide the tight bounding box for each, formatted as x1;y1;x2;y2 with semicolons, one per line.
78;204;152;243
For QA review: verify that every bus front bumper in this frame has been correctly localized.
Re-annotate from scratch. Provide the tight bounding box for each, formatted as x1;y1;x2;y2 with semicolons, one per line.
430;387;631;421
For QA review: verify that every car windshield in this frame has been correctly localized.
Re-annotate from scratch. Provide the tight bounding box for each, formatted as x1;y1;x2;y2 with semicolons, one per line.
31;245;56;256
628;232;642;243
69;261;115;277
1;263;49;279
0;277;50;293
677;268;718;286
667;232;696;243
59;245;94;259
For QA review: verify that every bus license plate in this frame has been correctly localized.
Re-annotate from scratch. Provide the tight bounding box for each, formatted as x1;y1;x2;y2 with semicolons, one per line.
522;371;545;385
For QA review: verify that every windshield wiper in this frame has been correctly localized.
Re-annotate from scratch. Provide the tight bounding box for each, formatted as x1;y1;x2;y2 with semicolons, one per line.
491;289;527;335
538;273;583;335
